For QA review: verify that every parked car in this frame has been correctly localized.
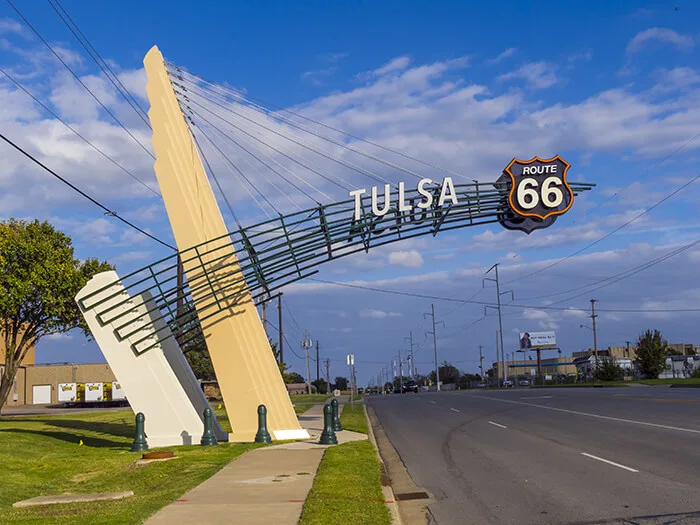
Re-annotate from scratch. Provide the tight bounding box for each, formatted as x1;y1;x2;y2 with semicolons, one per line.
502;380;514;388
401;380;419;393
475;382;487;388
518;379;531;386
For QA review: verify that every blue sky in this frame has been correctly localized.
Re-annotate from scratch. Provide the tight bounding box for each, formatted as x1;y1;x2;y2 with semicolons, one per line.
2;1;700;385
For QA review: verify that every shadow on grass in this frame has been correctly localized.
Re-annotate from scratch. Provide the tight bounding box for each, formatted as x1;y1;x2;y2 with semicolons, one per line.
0;428;128;449
22;418;136;439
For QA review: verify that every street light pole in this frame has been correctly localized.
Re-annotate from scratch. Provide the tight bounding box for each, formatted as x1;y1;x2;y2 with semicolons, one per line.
425;304;444;391
484;263;513;387
590;299;599;368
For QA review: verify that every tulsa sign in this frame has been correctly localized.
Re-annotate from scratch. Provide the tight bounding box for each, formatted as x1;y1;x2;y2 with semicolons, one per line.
348;155;575;235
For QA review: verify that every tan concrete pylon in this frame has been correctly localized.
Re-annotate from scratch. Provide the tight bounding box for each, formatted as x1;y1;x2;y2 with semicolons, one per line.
144;46;308;442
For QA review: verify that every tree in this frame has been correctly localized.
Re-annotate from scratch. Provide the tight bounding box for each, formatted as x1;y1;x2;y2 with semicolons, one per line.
594;356;624;381
636;329;668;379
171;304;288;381
311;378;328;393
334;376;349;390
0;219;112;412
428;361;461;384
284;372;305;384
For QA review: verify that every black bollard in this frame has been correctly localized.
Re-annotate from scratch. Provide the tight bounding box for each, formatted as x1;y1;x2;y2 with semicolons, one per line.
131;412;148;452
331;398;343;432
254;404;272;444
201;407;218;446
319;404;338;445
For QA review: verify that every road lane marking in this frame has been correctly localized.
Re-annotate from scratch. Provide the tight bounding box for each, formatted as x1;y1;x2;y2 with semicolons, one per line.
521;396;552;399
488;421;507;429
473;395;700;434
581;453;639;473
450;408;460;413
429;401;436;404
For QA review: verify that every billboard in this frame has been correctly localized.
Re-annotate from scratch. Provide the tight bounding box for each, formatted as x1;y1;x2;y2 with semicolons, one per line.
519;331;556;349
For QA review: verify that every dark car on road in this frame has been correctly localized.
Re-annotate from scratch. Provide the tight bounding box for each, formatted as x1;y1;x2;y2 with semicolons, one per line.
401;380;419;393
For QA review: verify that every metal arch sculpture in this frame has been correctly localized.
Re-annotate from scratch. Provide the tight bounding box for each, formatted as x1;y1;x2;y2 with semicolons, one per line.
77;46;594;443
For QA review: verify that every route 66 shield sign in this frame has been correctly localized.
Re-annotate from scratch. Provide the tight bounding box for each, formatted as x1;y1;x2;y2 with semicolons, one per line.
504;156;573;222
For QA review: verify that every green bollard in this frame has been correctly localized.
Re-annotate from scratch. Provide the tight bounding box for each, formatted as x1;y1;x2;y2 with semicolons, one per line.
201;407;218;446
254;404;272;444
319;404;338;445
130;412;148;452
331;398;343;432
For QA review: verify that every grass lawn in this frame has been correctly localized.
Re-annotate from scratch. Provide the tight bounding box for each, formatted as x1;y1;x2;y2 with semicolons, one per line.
340;403;368;434
210;401;313;433
294;404;313;415
0;410;259;524
289;393;332;403
298;441;390;525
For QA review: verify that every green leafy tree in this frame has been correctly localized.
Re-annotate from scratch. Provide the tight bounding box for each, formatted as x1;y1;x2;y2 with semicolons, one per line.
594;356;624;381
311;378;328;393
0;219;112;412
284;372;305;384
636;329;668;379
334;376;349;390
428;361;461;384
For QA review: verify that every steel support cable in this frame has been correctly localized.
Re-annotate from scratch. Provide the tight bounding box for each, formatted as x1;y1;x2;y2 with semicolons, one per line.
7;0;156;160
186;107;322;206
191;125;276;219
171;69;425;182
183;104;333;201
176;86;391;187
190;131;244;227
165;62;474;182
0;133;174;249
47;0;151;129
503;171;700;286
0;67;160;197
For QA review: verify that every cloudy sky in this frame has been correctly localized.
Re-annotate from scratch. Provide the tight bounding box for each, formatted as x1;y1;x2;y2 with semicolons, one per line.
2;1;700;386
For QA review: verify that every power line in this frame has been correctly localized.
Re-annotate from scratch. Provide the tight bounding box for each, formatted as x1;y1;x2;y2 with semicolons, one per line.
0;133;174;250
504;170;700;285
47;0;152;129
0;66;160;197
7;0;155;160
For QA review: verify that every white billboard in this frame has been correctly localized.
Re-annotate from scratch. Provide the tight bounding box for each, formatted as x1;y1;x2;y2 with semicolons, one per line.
519;331;556;349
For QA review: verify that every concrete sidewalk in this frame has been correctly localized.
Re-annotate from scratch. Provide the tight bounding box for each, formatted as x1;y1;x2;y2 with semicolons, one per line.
145;401;367;525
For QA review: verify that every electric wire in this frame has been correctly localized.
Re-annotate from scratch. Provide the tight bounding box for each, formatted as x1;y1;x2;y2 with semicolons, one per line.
0;133;174;250
47;0;152;129
7;0;156;160
0;66;160;197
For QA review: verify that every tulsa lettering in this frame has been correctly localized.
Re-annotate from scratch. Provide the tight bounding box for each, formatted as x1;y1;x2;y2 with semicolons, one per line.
349;178;458;221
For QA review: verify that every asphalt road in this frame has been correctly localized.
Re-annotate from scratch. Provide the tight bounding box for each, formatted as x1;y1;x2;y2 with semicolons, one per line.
368;386;700;525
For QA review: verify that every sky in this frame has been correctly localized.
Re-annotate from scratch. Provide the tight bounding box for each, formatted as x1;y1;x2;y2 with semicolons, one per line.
2;1;700;386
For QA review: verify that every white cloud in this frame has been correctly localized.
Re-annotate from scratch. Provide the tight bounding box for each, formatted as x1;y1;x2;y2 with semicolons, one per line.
0;18;25;37
365;56;412;78
652;67;700;92
498;61;560;89
626;27;694;54
360;309;402;319
388;250;424;268
486;48;516;65
44;332;73;341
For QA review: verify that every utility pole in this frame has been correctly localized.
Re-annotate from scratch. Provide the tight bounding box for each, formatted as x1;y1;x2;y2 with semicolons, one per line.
277;294;284;364
424;304;444;391
324;358;331;394
484;263;513;386
405;331;415;378
315;340;320;383
398;349;404;393
479;345;484;382
302;332;313;394
590;299;599;368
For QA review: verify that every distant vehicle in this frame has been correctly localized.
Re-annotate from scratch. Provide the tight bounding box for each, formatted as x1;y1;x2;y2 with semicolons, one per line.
502;380;514;388
518;379;531;386
475;382;487;388
401;380;419;393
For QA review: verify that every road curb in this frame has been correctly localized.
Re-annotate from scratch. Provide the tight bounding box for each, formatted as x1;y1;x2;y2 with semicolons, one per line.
364;403;403;525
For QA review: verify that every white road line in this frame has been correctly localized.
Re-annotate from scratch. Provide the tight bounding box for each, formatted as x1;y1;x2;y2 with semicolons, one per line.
450;408;460;413
488;421;507;429
473;396;700;435
521;396;552;399
581;453;639;473
429;401;436;404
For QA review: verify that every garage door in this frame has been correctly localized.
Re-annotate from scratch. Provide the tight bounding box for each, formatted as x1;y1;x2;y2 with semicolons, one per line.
32;385;52;405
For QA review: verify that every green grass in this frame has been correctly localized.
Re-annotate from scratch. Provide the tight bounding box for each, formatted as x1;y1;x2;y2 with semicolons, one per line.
211;401;314;433
289;393;332;403
293;404;313;415
0;410;259;524
636;377;700;385
298;441;390;525
340;403;368;434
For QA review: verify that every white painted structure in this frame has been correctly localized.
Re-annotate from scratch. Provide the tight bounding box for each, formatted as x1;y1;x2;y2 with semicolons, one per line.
32;384;51;404
76;271;227;447
58;383;79;403
85;382;105;402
